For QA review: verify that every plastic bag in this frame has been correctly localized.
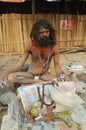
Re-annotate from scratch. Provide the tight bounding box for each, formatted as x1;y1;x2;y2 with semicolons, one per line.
48;85;84;112
71;105;86;124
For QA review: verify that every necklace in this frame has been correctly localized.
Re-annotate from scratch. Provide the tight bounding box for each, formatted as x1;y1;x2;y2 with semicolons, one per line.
38;47;51;71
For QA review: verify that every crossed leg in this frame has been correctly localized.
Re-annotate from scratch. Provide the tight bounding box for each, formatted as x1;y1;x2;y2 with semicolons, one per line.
7;72;40;84
40;71;56;81
7;70;58;85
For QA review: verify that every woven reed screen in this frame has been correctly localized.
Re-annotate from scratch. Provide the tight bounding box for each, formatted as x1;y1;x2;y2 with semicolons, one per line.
0;14;86;53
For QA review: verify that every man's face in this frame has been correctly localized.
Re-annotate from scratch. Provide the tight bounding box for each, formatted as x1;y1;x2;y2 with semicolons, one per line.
39;26;50;38
38;26;53;47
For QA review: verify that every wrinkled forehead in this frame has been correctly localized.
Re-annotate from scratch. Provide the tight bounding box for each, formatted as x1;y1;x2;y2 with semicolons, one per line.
39;26;50;32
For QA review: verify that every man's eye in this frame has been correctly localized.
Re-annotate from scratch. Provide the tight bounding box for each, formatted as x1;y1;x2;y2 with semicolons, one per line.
39;31;50;34
46;31;50;33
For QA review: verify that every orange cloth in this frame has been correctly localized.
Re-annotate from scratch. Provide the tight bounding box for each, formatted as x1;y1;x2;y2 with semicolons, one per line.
0;0;25;2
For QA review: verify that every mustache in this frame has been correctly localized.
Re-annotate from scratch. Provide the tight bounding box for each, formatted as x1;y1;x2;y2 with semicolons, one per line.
38;36;53;47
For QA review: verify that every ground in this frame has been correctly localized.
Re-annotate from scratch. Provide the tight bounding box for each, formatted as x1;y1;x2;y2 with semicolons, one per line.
0;51;86;128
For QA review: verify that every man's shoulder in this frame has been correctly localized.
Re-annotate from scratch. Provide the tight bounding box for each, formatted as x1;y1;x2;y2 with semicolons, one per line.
25;41;33;49
26;41;33;46
53;43;59;49
25;41;37;52
52;43;59;54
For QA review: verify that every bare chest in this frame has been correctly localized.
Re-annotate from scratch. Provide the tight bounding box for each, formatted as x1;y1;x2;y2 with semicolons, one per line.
31;47;53;61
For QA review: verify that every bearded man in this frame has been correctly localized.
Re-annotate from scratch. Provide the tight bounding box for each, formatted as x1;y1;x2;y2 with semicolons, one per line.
3;20;64;84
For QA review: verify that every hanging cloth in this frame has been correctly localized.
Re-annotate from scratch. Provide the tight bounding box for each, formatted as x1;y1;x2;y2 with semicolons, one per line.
0;0;25;2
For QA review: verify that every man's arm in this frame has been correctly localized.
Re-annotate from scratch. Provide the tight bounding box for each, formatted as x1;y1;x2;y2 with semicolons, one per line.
3;43;31;78
9;52;28;72
53;44;62;76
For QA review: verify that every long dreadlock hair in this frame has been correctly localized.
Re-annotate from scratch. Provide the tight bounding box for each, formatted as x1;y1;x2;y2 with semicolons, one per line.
30;19;57;46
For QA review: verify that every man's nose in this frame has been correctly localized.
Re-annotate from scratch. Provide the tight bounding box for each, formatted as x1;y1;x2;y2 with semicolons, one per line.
43;32;48;36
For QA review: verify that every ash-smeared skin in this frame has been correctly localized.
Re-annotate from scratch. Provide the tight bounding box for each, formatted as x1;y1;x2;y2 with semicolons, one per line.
2;20;63;84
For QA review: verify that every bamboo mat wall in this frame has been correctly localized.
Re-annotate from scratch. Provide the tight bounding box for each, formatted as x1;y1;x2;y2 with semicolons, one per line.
0;14;86;53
